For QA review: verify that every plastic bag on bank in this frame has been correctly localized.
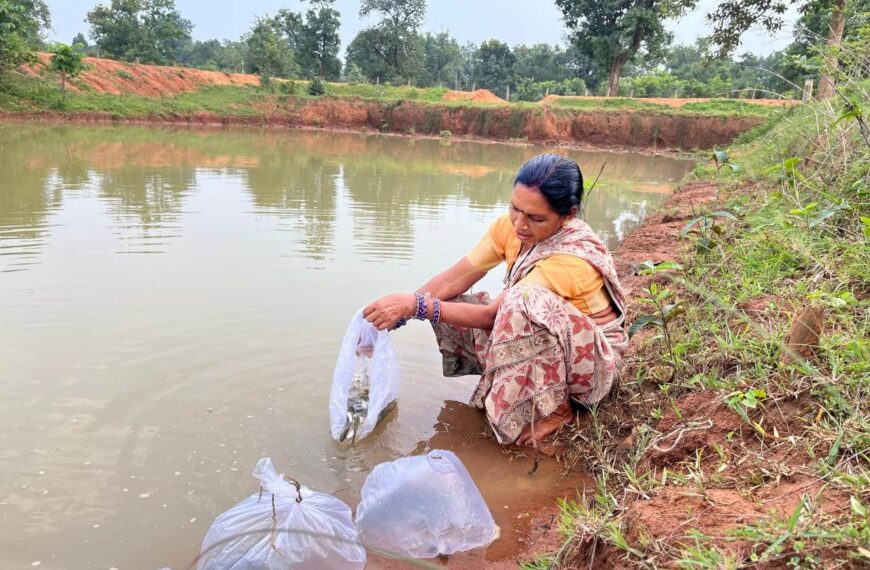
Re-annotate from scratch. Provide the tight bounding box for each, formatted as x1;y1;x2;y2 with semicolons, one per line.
354;449;500;559
329;310;400;444
197;457;366;570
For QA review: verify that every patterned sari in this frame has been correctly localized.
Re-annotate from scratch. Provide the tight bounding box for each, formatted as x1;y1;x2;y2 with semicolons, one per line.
432;218;628;444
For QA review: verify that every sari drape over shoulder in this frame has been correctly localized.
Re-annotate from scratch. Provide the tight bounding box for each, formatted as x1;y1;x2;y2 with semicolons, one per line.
432;218;628;444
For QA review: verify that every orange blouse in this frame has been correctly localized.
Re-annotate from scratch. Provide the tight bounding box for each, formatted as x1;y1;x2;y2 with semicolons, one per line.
466;214;611;314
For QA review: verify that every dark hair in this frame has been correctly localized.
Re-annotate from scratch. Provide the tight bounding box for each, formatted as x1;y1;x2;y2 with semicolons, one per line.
513;153;584;216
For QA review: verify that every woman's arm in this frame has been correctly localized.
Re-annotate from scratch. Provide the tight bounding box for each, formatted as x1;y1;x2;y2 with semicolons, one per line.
363;257;498;331
363;291;504;331
416;257;487;300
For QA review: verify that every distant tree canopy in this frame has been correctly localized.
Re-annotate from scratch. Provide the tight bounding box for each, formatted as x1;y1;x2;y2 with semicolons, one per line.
420;31;462;87
556;0;694;96
244;16;297;78
86;0;192;65
296;0;342;80
0;0;50;71
345;0;426;83
239;2;341;80
2;0;855;101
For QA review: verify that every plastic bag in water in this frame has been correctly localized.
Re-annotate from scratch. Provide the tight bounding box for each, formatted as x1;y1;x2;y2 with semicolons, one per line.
354;449;500;559
197;458;366;570
329;310;400;444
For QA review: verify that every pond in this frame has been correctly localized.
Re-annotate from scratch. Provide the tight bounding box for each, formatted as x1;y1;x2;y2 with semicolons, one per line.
0;124;692;569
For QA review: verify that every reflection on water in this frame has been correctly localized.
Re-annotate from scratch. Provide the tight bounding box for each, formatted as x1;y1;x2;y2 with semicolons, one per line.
0;124;691;569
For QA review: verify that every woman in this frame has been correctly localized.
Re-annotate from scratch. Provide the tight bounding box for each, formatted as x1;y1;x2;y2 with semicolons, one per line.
363;154;627;446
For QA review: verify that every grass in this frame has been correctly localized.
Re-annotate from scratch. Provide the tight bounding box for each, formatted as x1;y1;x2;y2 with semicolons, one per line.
548;96;778;118
541;73;869;568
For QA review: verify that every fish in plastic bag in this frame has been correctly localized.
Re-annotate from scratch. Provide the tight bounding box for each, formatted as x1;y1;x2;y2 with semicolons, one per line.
354;449;500;559
197;457;366;570
330;310;400;444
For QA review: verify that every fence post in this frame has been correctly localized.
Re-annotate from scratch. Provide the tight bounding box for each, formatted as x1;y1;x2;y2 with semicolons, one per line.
802;79;814;102
506;85;510;101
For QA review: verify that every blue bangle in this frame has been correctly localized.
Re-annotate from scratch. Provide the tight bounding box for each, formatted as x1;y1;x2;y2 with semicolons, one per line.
414;292;427;320
432;298;442;323
391;316;407;330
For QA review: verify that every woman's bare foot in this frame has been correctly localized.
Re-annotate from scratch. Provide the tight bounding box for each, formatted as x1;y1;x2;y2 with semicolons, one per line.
515;398;573;446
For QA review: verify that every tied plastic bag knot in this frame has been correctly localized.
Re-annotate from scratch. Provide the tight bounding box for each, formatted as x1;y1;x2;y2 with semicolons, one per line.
253;458;302;503
198;458;366;570
355;449;500;559
330;310;400;444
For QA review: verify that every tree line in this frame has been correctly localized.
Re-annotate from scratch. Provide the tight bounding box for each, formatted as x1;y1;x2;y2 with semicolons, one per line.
1;0;866;100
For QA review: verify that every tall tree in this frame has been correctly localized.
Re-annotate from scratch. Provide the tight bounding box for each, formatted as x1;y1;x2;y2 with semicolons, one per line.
705;0;863;98
298;0;342;80
420;32;462;87
86;0;192;65
244;16;297;78
0;0;50;71
474;39;515;93
556;0;692;96
513;43;565;84
346;0;426;83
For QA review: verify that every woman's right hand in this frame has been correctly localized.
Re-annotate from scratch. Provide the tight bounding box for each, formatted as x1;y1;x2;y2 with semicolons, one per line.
363;293;416;331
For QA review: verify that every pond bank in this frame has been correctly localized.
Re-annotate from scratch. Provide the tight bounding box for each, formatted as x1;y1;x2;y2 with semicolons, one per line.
0;98;765;151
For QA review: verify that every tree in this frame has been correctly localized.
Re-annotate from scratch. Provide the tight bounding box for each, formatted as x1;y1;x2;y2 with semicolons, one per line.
244;16;297;78
473;39;515;93
50;42;85;96
556;0;692;96
0;0;50;71
86;0;192;65
705;0;865;98
346;0;426;83
298;0;342;80
513;43;565;84
420;32;462;87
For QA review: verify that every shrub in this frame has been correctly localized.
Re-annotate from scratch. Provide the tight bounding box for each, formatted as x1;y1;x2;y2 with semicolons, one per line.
307;77;326;96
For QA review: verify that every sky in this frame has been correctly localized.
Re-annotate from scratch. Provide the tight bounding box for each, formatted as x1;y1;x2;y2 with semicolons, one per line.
43;0;800;58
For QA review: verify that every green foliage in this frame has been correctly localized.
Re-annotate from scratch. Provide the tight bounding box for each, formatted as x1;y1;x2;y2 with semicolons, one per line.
86;0;192;65
307;76;326;96
289;1;342;81
346;0;426;84
49;43;86;96
473;39;515;93
630;279;686;379
555;0;694;95
0;0;50;71
244;16;298;79
419;32;463;88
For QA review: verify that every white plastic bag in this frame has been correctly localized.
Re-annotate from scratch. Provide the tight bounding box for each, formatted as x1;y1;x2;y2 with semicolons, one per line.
329;310;400;443
197;458;366;570
354;449;500;558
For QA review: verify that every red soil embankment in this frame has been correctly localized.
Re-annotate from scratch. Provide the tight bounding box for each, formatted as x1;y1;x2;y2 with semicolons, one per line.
14;55;768;149
268;98;764;150
442;89;507;104
23;52;259;96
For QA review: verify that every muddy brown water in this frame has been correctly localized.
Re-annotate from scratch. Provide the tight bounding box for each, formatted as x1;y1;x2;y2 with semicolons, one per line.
0;124;691;569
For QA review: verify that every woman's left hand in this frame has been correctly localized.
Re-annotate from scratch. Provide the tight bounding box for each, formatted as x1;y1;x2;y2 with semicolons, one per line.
363;293;415;330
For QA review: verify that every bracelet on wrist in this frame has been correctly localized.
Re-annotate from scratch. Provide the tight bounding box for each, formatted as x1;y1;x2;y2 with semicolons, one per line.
413;292;427;320
431;298;442;324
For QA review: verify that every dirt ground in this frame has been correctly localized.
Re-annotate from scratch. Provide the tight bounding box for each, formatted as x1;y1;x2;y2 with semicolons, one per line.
442;89;507;104
24;52;260;96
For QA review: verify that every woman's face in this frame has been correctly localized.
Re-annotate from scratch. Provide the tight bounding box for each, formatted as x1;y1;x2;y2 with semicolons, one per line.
509;183;571;246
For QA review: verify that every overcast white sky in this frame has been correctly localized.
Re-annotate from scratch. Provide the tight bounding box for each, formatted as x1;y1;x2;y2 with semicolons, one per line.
44;0;800;58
